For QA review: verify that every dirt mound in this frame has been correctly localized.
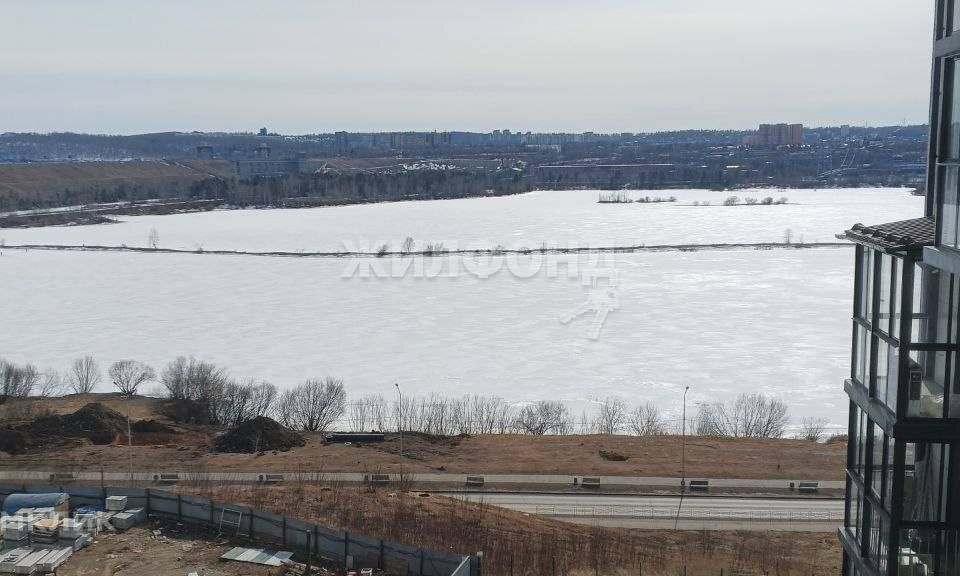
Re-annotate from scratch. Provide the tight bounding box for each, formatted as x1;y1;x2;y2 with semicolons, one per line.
0;402;147;454
24;402;127;446
0;427;30;455
130;419;177;434
214;417;305;454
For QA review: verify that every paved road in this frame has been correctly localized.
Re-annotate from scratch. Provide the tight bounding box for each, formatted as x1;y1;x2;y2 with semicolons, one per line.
0;471;844;491
440;492;844;532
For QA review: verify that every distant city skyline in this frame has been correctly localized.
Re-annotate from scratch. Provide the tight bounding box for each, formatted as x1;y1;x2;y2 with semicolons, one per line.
3;0;933;135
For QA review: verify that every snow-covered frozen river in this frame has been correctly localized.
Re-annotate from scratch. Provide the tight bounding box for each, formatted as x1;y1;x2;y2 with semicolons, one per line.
0;187;920;252
0;188;924;429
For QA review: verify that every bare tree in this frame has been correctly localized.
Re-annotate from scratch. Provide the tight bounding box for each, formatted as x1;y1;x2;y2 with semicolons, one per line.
594;397;628;435
0;359;40;403
401;237;415;254
277;377;346;432
695;393;789;438
515;400;568;435
108;360;155;396
37;369;64;398
799;416;828;442
147;228;160;249
628;402;666;436
69;356;102;394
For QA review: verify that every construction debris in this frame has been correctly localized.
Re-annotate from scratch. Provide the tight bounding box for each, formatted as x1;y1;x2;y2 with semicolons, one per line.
220;546;294;567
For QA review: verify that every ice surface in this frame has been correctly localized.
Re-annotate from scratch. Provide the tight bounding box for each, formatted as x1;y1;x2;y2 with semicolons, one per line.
0;187;922;429
0;188;921;253
0;247;853;426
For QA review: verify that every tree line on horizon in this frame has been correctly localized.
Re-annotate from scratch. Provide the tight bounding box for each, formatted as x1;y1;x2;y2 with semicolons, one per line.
0;355;832;441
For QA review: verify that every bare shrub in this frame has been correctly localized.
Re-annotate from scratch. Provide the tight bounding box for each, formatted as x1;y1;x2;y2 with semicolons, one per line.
799;416;828;442
108;360;155;396
277;377;346;432
217;379;277;426
0;359;40;403
628;402;666;436
160;356;229;422
695;393;789;438
594;396;628;435
515;400;568;435
69;356;102;394
723;196;739;206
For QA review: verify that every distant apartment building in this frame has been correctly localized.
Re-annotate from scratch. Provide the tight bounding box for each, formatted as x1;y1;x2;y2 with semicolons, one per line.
756;123;803;147
838;3;960;575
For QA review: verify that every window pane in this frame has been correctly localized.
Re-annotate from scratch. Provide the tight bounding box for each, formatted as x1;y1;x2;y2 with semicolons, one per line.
941;529;960;576
952;368;960;418
854;324;871;385
944;166;960;248
858;248;874;322
878;254;893;333
893;258;903;338
884;435;894;506
908;350;948;418
876;342;888;403
869;507;881;566
846;478;861;535
951;59;960;158
900;528;937;576
886;345;899;414
904;442;947;522
874;342;898;412
871;423;884;497
912;266;953;345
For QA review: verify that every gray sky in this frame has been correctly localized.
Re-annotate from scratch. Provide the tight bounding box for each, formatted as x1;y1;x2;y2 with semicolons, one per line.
1;0;935;134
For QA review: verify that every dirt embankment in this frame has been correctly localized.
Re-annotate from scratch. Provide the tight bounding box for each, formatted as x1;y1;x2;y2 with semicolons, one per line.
0;395;846;479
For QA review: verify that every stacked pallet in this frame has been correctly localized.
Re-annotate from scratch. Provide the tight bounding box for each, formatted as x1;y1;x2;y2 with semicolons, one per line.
2;547;74;575
2;523;31;548
31;519;60;545
0;548;32;573
36;547;73;572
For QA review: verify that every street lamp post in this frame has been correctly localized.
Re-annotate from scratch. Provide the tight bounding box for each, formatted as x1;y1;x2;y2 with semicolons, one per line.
394;383;403;460
675;385;691;530
681;385;690;492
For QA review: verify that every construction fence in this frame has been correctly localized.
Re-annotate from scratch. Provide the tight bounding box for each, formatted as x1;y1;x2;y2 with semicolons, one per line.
0;483;479;576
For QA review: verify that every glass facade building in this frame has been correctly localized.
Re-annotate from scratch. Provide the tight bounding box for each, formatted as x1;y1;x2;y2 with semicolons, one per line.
839;3;960;574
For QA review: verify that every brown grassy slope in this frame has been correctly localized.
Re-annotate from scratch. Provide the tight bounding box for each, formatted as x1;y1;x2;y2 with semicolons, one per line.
179;483;841;576
0;395;845;479
0;160;233;200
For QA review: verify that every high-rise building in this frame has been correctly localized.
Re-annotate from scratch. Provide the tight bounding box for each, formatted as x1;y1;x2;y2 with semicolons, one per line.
839;3;960;575
757;123;803;147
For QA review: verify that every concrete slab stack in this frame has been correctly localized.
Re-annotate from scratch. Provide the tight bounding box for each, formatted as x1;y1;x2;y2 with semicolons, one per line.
105;496;127;511
111;508;146;531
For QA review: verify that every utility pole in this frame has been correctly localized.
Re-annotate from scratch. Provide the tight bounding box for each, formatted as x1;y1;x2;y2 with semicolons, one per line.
394;383;403;460
675;385;690;530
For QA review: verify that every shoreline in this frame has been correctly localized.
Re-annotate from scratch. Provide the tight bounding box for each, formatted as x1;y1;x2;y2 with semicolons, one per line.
1;241;851;259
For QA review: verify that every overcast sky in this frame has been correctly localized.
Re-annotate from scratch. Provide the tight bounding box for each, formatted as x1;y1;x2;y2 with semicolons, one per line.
1;0;935;134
